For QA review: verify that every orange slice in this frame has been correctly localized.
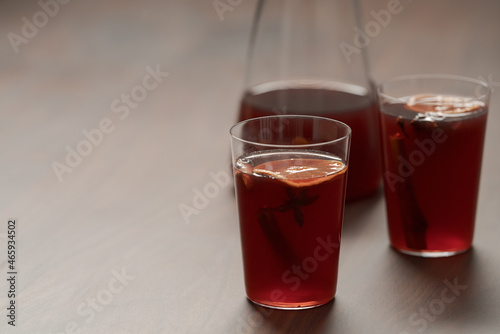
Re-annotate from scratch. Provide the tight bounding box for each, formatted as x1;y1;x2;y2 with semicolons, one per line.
292;136;309;145
405;94;483;114
253;158;346;187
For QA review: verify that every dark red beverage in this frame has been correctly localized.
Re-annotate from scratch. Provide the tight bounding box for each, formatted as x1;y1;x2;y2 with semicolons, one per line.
379;94;487;256
238;81;381;201
234;150;347;308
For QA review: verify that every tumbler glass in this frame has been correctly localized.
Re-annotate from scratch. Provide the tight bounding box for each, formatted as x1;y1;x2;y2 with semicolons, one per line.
231;115;351;308
378;74;489;257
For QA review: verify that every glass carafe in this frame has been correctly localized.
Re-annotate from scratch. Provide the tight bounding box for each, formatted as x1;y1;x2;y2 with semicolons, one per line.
237;0;381;201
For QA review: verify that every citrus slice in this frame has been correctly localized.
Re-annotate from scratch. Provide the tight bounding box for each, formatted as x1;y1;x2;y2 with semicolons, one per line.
253;158;346;187
292;136;309;145
405;94;483;114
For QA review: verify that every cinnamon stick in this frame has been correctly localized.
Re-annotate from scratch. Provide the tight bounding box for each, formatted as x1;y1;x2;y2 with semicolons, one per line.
390;118;428;250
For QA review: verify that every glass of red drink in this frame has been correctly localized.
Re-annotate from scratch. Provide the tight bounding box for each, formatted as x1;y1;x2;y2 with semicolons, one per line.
230;115;351;309
378;74;490;257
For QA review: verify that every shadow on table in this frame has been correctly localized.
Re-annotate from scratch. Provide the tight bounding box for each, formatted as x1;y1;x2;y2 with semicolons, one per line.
241;299;335;334
389;247;499;330
392;246;475;280
342;187;384;237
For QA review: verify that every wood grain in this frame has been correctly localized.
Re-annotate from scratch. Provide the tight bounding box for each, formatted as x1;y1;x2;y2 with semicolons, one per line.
0;0;498;333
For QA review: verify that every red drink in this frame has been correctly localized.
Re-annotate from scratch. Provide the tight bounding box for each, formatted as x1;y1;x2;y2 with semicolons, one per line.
234;150;347;308
380;94;487;255
238;81;381;201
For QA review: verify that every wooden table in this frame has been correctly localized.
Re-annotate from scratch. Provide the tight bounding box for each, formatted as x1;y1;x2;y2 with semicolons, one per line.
0;0;499;333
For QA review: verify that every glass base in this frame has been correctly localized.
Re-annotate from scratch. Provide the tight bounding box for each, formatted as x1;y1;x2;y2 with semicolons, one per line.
392;246;470;258
247;297;334;310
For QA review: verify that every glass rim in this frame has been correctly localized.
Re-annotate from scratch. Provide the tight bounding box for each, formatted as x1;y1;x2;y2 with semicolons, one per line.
229;115;352;149
377;73;491;103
